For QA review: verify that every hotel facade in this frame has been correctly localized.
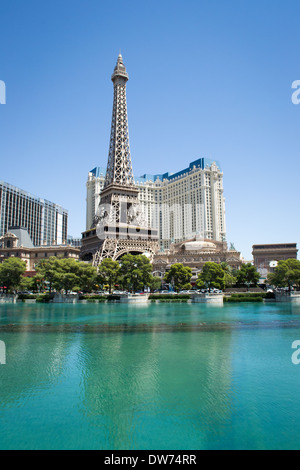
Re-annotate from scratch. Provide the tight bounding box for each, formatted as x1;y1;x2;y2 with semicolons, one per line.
0;228;79;273
0;181;68;247
86;157;226;250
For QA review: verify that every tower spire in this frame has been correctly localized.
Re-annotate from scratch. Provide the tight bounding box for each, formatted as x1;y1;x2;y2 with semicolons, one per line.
104;54;134;188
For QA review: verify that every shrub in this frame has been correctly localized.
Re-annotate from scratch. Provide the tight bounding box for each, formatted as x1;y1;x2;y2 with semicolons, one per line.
36;294;52;303
265;292;275;299
79;295;108;301
107;294;121;301
18;294;38;300
224;295;263;303
230;293;266;299
149;294;190;300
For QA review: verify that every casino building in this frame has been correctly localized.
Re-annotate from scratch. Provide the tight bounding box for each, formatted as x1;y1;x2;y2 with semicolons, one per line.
82;54;240;271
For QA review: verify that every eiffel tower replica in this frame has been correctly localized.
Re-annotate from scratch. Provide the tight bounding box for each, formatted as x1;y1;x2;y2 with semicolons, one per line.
81;54;159;266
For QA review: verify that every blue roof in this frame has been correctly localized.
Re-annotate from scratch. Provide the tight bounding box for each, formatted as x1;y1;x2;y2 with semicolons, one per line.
137;158;222;183
90;167;106;178
90;158;221;184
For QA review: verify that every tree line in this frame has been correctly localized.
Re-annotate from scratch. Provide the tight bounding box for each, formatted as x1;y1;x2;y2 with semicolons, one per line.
0;255;161;294
0;255;299;295
164;261;260;292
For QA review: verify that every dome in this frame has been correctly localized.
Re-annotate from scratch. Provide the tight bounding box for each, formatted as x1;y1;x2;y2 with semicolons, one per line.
183;241;217;252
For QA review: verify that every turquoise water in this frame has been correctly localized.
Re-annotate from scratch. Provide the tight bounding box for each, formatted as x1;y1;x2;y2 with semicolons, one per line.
0;302;300;449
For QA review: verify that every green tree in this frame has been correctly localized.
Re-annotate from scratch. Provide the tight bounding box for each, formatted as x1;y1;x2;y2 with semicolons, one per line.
164;263;192;292
220;262;231;273
196;262;225;292
78;263;98;292
148;275;162;292
268;259;300;291
19;276;36;292
223;272;237;289
97;258;120;293
57;258;81;276
32;275;47;293
0;258;27;293
36;257;97;294
54;272;80;294
234;263;260;290
119;254;152;293
36;257;60;293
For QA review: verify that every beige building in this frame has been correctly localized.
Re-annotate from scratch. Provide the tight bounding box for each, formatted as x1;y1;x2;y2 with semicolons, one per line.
87;158;226;251
153;235;242;285
252;243;298;279
0;228;80;273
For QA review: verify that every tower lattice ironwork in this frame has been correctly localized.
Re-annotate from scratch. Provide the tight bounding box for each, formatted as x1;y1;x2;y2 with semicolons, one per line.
81;54;159;266
105;54;135;188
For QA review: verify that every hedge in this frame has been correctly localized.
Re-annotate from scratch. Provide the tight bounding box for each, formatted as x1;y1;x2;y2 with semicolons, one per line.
265;292;276;299
229;293;266;299
36;294;52;303
107;295;121;301
79;295;108;301
224;296;263;303
149;294;191;300
18;294;38;300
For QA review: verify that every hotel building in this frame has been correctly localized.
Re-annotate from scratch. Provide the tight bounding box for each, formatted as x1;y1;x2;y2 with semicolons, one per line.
0;228;79;273
0;181;68;247
86;157;226;250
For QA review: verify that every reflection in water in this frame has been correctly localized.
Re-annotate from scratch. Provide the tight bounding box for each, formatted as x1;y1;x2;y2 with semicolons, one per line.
0;328;234;449
0;301;300;330
0;302;300;449
79;331;233;449
0;332;72;406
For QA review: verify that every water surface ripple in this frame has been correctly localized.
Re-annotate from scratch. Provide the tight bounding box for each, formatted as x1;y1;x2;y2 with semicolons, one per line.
0;302;300;450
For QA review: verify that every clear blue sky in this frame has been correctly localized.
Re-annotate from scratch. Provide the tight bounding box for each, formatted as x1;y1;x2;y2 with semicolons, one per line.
0;0;299;259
